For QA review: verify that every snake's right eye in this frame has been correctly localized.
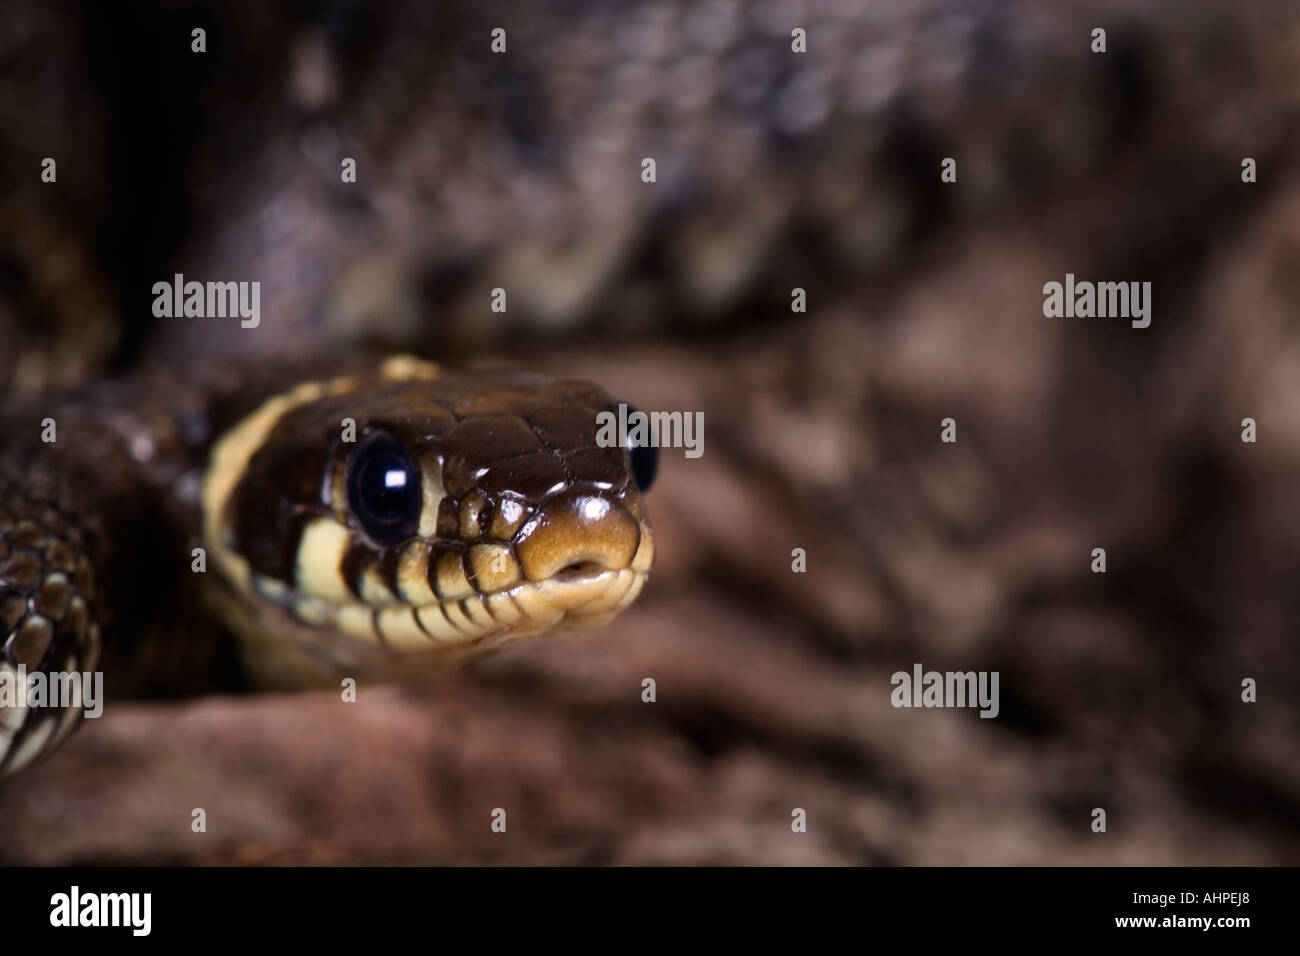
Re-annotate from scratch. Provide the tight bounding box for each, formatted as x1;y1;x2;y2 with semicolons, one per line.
346;430;422;548
624;407;658;492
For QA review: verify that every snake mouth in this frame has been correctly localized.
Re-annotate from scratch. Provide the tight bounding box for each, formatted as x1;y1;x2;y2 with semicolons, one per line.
355;564;650;654
433;564;648;639
243;561;649;655
231;513;654;660
282;488;655;652
554;560;608;581
534;565;641;619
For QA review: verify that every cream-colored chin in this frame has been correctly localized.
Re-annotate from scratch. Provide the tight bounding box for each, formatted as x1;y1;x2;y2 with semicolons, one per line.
344;566;647;647
225;561;648;691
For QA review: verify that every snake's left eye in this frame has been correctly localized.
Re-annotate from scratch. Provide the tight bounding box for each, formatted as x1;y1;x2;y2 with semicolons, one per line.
346;430;422;548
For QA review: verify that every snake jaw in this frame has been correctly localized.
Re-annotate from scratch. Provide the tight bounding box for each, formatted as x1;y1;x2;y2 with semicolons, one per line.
239;511;653;654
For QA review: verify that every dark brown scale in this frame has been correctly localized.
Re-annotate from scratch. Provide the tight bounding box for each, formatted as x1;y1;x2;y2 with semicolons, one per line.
44;539;78;574
340;541;374;600
0;595;25;634
0;551;41;590
10;618;53;668
428;544;469;602
435;497;459;538
34;575;71;622
11;521;46;549
375;543;409;599
63;597;87;641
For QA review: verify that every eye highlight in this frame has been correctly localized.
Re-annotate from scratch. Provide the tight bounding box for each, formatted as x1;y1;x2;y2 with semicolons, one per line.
346;430;422;548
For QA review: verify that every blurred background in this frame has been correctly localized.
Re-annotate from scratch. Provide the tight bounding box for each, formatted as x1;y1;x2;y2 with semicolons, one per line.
1;0;1299;863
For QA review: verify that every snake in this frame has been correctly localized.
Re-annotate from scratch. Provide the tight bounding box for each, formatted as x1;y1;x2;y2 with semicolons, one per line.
0;353;656;776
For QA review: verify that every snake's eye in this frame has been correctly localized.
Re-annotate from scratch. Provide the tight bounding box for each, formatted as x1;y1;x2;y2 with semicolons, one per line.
346;431;422;548
625;408;658;492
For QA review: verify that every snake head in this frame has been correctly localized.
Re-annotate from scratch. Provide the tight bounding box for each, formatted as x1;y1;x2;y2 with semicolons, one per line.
201;357;655;682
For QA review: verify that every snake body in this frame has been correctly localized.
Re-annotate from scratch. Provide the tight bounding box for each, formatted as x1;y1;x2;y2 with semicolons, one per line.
0;355;655;776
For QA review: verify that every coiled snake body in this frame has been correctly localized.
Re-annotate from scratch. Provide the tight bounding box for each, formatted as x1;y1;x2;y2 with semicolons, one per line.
0;354;655;776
